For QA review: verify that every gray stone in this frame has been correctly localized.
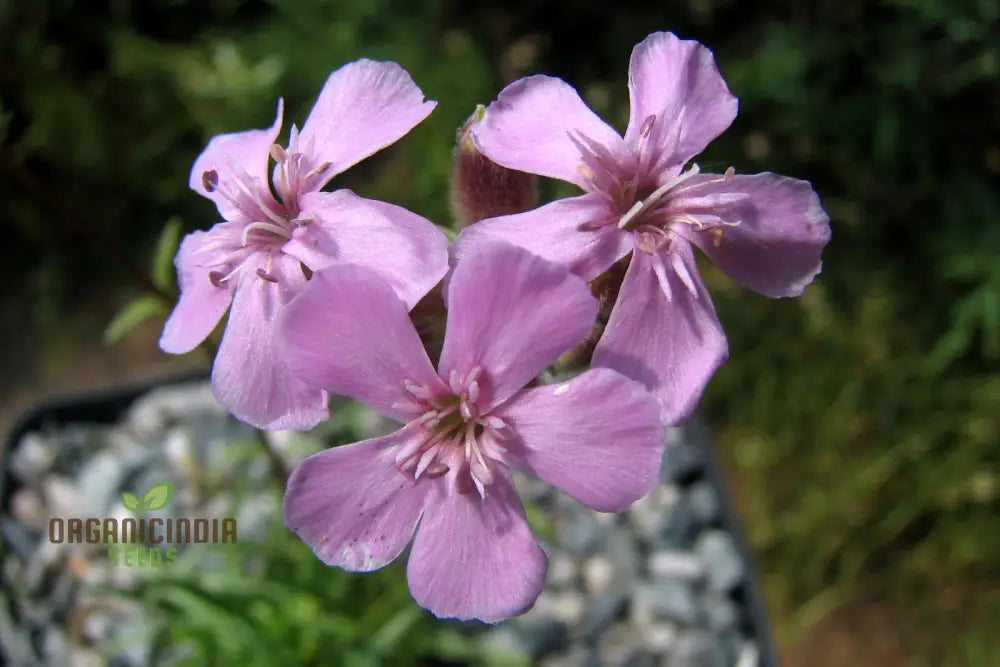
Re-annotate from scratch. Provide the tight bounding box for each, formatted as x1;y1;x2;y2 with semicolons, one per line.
736;639;760;667
561;512;602;557
701;590;740;632
547;553;579;588
515;617;569;657
665;630;729;667
9;433;55;484
583;555;617;595
648;496;699;549
687;481;722;525
633;581;700;625
75;451;128;516
641;620;678;654
647;550;704;582
660;441;703;483
580;592;627;637
696;530;747;593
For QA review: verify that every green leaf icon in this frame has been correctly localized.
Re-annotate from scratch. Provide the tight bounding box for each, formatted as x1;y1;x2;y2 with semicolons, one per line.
143;482;173;511
121;492;139;511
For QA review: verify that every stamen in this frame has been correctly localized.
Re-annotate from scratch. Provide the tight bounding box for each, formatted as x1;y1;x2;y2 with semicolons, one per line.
241;221;293;246
255;268;279;283
639;114;656;138
269;144;287;164
425;463;449;478
485;416;507;430
394;433;428;466
467;380;480;403
670;252;698;298
618;163;701;230
402;379;429;400
201;170;219;192
208;271;226;288
712;227;725;248
307;161;332;179
724;166;735;184
651;253;673;303
449;370;462;394
414;442;442;479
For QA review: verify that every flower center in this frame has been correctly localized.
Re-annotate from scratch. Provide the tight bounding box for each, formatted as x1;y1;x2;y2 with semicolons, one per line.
392;365;509;498
570;115;744;253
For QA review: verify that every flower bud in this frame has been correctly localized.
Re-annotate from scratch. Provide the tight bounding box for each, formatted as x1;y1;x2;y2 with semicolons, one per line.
449;105;536;229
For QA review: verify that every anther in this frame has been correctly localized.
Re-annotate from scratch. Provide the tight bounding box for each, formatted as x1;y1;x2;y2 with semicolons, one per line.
639;114;656;138
256;268;280;283
724;166;735;184
208;270;226;288
269;144;287;164
201;170;219;193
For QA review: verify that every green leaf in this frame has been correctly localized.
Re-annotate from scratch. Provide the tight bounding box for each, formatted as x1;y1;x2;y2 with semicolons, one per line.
121;492;140;511
104;295;166;344
143;482;173;511
151;216;183;291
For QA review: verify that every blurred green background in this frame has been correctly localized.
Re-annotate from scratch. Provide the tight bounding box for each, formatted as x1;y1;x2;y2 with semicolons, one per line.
2;0;998;665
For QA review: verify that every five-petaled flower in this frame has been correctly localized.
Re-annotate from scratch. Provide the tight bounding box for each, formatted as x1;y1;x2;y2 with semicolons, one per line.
456;31;831;425
159;59;448;429
278;241;665;622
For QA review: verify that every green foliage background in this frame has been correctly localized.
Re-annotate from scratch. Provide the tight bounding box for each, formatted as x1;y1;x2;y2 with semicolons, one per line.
2;0;998;664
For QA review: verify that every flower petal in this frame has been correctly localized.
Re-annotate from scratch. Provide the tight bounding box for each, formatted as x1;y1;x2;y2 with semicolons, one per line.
286;190;449;308
496;368;664;512
298;59;436;184
473;75;630;191
189;99;284;221
624;32;737;170
211;253;329;430
592;246;727;425
284;422;431;572
406;472;546;622
159;229;236;354
673;173;831;298
452;194;631;282
277;263;447;422
439;241;598;409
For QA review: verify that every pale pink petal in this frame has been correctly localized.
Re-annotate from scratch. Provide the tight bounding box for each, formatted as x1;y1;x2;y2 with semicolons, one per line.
159;229;236;354
406;472;546;622
284;190;449;308
277;263;447;422
452;194;631;281
592;246;727;425
297;60;436;184
624;32;737;170
211;253;329;430
189;99;284;221
284;422;431;572
496;368;664;512
672;173;831;297
473;75;631;191
439;241;597;410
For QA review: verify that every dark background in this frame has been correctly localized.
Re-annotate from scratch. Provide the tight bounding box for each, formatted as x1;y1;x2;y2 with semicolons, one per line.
1;1;998;664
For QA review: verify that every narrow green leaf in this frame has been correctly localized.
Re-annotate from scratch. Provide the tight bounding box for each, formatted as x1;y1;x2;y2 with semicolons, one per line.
151;216;183;291
121;492;140;511
143;482;173;511
103;295;165;344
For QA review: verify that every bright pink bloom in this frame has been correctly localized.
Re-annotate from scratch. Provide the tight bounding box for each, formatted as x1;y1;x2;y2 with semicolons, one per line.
457;32;831;424
278;241;664;622
160;60;448;429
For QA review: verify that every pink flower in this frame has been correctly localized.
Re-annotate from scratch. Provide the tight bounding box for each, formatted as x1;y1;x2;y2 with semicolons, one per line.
278;241;664;622
159;60;448;429
456;32;831;424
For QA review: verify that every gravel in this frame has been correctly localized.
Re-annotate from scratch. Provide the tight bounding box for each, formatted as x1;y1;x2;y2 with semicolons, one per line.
2;379;773;667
